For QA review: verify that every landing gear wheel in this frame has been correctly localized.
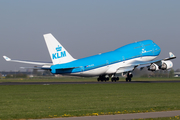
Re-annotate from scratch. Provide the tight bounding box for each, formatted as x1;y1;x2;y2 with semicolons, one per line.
126;72;133;82
97;75;109;82
111;77;119;82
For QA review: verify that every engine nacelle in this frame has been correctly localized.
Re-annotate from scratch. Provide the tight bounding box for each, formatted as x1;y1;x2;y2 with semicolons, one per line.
159;60;173;70
148;63;159;71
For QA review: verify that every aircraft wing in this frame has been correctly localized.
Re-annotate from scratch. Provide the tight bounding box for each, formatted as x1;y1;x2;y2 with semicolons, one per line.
162;52;176;61
132;52;176;66
3;56;53;66
116;64;138;74
116;52;176;73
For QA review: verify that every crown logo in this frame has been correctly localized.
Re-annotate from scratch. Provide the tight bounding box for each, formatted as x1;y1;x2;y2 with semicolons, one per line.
56;45;62;52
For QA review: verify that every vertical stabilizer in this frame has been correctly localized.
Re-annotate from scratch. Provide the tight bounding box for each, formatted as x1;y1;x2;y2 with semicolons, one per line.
43;33;76;64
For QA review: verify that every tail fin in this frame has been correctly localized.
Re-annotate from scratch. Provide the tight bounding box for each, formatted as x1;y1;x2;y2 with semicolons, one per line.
43;33;76;64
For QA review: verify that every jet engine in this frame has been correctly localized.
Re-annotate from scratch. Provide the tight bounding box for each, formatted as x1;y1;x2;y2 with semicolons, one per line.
159;60;173;70
148;63;159;71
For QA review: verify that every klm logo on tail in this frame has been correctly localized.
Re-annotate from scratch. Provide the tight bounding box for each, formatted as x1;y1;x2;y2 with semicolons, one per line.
52;45;66;59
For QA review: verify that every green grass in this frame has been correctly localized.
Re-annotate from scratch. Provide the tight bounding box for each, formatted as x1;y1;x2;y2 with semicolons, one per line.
0;82;180;119
0;77;96;82
1;77;180;82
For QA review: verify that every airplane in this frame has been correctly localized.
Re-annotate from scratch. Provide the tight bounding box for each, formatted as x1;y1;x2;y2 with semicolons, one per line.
3;33;176;82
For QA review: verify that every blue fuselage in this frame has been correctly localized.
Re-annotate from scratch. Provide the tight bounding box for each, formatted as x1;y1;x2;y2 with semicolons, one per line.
50;40;161;74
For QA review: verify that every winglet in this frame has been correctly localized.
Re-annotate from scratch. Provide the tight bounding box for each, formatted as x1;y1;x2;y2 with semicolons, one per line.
3;56;11;61
169;52;175;58
163;52;176;61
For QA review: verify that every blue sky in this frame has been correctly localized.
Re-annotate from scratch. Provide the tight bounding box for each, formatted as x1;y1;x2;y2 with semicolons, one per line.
0;0;180;71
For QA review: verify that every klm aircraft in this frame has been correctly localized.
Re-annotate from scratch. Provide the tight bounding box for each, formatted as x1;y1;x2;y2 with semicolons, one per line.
3;33;176;82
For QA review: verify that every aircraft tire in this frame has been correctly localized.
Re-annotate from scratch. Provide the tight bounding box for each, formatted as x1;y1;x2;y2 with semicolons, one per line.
111;77;118;82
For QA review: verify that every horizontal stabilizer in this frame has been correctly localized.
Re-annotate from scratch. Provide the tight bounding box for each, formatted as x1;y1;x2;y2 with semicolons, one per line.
3;56;53;66
20;66;51;70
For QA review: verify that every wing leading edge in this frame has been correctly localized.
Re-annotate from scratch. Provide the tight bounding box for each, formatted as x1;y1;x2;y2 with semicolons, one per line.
129;52;176;71
134;52;176;66
114;52;176;74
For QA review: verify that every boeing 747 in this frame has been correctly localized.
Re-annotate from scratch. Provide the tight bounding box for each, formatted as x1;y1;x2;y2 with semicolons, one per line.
3;33;176;82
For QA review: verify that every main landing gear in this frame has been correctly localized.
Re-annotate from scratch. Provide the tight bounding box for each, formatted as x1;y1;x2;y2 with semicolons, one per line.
97;75;109;82
97;72;133;82
111;77;119;82
126;72;133;82
110;74;119;82
97;75;119;82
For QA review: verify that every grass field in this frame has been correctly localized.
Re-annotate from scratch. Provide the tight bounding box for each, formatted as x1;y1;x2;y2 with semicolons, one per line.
0;81;180;119
1;76;180;82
